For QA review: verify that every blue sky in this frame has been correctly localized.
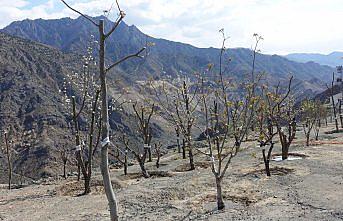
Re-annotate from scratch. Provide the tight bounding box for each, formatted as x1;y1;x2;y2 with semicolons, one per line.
1;0;342;55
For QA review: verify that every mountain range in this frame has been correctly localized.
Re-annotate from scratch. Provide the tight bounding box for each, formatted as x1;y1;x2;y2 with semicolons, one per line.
286;52;343;67
2;16;335;89
0;15;337;179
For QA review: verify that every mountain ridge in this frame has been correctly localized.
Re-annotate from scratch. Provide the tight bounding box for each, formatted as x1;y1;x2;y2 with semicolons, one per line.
286;51;343;67
1;16;334;92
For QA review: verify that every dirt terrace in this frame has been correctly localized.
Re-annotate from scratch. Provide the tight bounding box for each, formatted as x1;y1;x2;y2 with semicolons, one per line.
0;124;342;221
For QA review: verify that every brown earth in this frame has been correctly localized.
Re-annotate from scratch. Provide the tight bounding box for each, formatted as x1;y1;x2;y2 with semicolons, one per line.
0;123;342;221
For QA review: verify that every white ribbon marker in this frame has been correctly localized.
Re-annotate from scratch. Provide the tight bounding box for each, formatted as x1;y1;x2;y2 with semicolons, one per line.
75;145;82;151
101;137;110;147
144;144;151;149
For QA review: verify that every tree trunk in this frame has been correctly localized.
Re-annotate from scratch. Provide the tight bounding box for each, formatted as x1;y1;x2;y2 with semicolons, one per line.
84;175;91;194
306;134;310;146
138;159;150;178
262;142;274;177
147;148;152;162
215;177;225;210
188;148;195;170
98;19;119;221
177;138;181;153
325;117;328;127
331;93;339;131
339;99;343;128
156;154;160;168
281;143;289;160
85;89;99;194
124;154;128;175
187;139;195;170
262;149;271;176
182;139;186;159
156;158;160;168
4;132;12;190
63;161;67;179
77;164;81;181
334;118;339;132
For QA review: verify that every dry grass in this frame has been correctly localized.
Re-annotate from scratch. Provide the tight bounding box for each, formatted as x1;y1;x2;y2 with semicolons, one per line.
55;179;124;196
242;166;295;177
119;170;174;180
173;161;211;172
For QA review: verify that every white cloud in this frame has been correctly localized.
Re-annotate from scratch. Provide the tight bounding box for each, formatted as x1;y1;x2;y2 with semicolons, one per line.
0;0;63;27
0;0;342;55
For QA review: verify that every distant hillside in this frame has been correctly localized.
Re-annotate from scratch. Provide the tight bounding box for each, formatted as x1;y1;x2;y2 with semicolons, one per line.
0;32;79;179
1;16;335;94
286;52;343;67
0;32;168;179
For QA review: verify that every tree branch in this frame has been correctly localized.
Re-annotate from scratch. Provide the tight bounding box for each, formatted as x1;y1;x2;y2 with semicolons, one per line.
105;47;146;73
104;11;125;38
60;0;99;27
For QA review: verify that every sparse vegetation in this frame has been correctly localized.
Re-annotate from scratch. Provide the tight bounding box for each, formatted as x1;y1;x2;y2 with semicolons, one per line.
1;1;343;221
301;99;320;146
199;31;261;209
264;77;296;160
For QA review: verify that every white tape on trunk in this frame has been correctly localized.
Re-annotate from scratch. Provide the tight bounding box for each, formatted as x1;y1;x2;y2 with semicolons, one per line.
101;137;110;147
75;145;82;151
144;144;151;149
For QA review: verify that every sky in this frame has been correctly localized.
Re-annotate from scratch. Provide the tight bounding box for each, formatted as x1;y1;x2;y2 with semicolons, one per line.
0;0;342;55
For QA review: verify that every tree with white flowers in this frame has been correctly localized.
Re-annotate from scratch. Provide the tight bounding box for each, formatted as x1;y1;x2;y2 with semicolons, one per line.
60;1;145;218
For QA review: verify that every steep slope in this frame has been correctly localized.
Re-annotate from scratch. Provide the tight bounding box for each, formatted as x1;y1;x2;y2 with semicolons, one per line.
0;32;80;179
0;32;167;180
1;16;334;93
286;52;343;67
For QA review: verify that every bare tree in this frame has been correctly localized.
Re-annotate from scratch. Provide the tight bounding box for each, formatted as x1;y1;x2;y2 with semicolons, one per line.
59;142;71;179
60;1;145;219
1;130;12;189
256;97;277;176
264;77;296;160
326;72;339;132
313;102;327;140
174;80;199;170
199;31;261;210
338;99;343;128
133;103;155;163
110;144;128;175
119;134;150;178
301;99;320;146
61;43;102;194
147;73;201;170
154;142;162;168
71;88;100;194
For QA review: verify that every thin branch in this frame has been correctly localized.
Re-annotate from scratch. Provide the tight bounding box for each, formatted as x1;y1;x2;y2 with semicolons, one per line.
104;11;125;38
60;0;99;27
105;47;146;73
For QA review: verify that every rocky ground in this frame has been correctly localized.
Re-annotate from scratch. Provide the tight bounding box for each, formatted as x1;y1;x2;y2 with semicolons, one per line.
1;124;343;221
